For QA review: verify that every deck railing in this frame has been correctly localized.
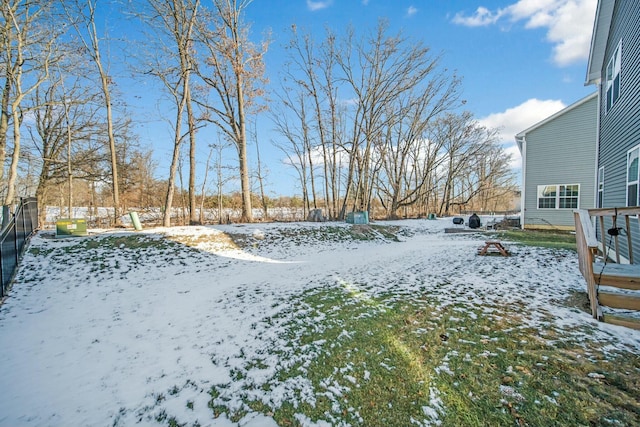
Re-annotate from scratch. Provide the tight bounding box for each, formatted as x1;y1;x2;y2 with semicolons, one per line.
574;207;640;329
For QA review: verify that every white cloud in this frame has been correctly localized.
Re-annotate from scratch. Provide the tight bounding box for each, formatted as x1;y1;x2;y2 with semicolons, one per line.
307;0;332;11
480;98;566;169
481;98;566;139
452;6;504;27
539;0;597;66
506;0;560;21
340;97;359;107
452;0;597;66
407;6;418;17
282;145;349;168
503;143;523;169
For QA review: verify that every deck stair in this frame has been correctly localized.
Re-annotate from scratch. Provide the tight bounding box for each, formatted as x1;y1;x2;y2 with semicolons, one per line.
574;208;640;330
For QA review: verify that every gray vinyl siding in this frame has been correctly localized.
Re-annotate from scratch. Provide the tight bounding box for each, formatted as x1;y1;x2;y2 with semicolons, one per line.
597;1;640;262
523;95;597;229
599;1;640;206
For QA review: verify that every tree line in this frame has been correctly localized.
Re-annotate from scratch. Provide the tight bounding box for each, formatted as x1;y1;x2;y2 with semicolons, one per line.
274;22;516;220
1;0;516;227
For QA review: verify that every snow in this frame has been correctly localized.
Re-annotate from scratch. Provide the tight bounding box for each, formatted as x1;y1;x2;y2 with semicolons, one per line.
0;218;639;427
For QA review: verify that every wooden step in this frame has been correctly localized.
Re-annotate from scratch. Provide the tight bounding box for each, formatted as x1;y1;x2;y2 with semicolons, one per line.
601;313;640;330
595;275;640;290
592;262;640;290
598;291;640;310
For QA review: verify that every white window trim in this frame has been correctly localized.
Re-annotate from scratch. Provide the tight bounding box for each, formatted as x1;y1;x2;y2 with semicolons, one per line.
597;166;604;208
605;39;622;114
536;184;580;210
627;145;640;207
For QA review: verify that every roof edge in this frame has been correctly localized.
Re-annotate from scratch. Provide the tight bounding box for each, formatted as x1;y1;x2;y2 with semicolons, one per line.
514;92;598;140
585;0;616;85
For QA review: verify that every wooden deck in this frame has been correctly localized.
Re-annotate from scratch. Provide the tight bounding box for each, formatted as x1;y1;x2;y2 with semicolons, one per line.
574;208;640;330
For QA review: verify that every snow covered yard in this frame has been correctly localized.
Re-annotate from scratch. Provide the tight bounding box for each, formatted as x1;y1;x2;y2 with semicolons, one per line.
0;219;638;427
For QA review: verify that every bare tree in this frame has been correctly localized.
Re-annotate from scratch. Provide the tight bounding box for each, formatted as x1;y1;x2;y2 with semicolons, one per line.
62;0;124;225
283;26;325;212
0;1;14;188
271;88;312;218
410;132;448;216
318;32;343;219
24;62;105;226
137;0;201;227
283;26;344;219
376;72;460;218
275;21;464;220
433;111;511;215
198;143;214;224
248;119;269;220
1;1;58;206
209;136;234;224
118;146;158;211
194;0;269;222
456;140;515;213
333;20;460;218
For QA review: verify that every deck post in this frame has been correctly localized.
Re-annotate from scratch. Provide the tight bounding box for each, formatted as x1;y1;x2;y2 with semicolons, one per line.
574;210;600;319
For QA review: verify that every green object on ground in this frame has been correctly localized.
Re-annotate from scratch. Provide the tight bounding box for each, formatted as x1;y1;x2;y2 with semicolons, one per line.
130;211;143;231
346;211;369;224
55;218;88;238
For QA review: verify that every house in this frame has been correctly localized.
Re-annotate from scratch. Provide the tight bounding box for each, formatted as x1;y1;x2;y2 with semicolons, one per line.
585;0;640;256
571;0;640;327
515;93;598;230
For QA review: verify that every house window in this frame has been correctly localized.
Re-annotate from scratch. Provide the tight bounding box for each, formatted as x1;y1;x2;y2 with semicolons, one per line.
627;146;639;207
537;184;579;209
598;166;604;208
559;185;579;208
605;40;622;113
538;185;557;208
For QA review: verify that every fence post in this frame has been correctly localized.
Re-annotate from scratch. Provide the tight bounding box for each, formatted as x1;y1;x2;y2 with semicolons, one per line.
0;237;4;299
1;205;8;232
12;210;18;273
31;198;39;231
0;205;7;298
21;199;27;246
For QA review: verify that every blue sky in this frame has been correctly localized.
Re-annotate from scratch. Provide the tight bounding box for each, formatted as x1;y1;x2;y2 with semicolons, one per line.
125;0;598;197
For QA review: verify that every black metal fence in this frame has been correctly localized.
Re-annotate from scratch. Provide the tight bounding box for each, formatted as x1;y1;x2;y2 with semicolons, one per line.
0;198;38;298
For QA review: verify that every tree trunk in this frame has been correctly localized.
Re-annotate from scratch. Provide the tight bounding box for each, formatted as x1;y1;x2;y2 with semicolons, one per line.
4;106;21;205
254;131;269;220
236;73;253;222
0;76;10;185
100;71;121;226
199;144;213;224
163;101;185;227
186;83;198;225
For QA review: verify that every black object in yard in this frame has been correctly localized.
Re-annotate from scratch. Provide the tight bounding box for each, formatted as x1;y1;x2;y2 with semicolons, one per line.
468;213;481;229
452;217;464;225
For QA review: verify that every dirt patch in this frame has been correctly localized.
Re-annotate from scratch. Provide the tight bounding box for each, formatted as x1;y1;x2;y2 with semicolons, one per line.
563;289;591;314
